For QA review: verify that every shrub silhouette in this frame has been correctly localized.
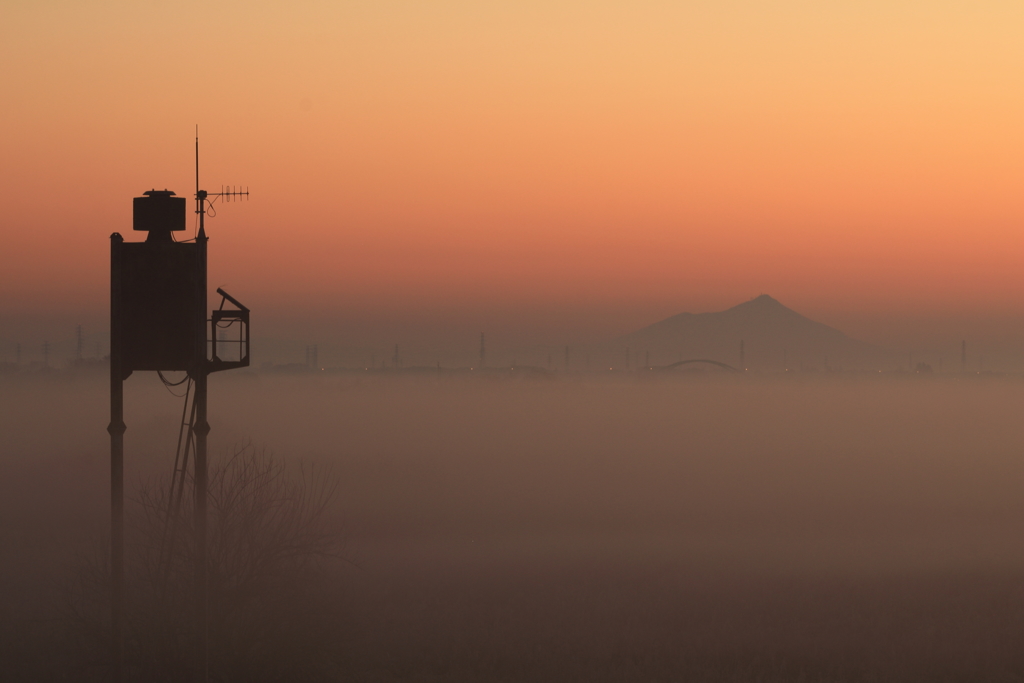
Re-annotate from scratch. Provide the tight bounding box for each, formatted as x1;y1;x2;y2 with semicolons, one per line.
64;443;348;682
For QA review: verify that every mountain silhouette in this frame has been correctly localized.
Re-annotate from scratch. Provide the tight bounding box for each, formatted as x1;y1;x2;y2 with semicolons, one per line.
618;295;885;370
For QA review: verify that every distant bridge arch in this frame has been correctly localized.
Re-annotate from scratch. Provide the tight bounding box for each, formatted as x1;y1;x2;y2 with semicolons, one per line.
660;359;740;372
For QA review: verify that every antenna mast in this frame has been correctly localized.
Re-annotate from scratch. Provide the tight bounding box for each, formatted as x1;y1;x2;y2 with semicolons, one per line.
194;127;248;238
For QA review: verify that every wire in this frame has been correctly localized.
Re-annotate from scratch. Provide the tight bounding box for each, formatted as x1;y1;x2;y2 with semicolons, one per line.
157;370;191;397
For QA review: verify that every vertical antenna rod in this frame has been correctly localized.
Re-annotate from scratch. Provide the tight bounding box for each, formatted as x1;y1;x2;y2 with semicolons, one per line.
196;127;207;239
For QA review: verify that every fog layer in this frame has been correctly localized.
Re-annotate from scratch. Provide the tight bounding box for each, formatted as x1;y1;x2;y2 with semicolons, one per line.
4;371;1024;680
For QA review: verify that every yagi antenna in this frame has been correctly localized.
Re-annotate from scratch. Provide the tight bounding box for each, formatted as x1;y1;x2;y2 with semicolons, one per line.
194;126;250;237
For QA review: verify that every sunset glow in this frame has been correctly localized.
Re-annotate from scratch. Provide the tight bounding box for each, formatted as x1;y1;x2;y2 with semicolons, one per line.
2;1;1023;349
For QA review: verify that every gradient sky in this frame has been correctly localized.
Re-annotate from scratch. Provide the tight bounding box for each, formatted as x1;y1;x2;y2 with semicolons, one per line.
2;1;1023;357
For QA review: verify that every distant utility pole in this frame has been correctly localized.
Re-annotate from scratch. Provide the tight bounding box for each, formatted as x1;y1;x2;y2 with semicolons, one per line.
961;340;966;372
740;340;745;370
42;341;50;368
479;333;485;369
76;325;84;361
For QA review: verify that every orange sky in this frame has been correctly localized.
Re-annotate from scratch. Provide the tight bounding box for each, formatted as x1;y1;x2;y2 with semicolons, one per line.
2;1;1024;353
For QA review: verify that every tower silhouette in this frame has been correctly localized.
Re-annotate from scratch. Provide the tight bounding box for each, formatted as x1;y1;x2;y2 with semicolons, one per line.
108;140;251;682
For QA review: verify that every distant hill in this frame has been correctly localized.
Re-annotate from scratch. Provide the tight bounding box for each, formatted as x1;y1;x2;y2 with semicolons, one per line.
616;295;887;371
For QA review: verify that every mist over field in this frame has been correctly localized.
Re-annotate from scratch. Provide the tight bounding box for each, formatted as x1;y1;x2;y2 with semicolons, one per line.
6;0;1024;680
6;368;1024;680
